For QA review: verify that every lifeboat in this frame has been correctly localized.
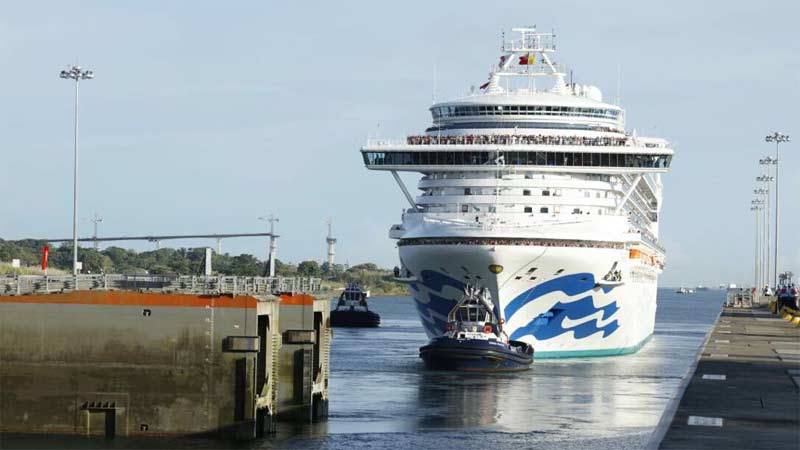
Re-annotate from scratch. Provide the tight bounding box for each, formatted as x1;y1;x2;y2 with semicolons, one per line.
419;285;533;371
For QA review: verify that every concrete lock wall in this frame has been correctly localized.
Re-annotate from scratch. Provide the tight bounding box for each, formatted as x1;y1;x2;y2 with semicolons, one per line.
0;291;280;438
276;294;331;422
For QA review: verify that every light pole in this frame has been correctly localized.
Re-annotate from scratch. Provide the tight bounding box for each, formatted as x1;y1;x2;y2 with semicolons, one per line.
60;65;94;275
258;215;279;277
752;191;767;288
756;173;774;287
750;204;761;292
764;132;790;288
91;213;103;251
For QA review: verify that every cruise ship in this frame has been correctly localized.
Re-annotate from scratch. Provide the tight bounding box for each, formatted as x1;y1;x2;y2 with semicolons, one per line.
361;27;673;358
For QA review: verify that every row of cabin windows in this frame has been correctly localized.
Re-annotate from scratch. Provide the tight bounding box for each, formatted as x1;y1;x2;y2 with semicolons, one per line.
462;188;610;198
458;204;605;215
431;104;621;120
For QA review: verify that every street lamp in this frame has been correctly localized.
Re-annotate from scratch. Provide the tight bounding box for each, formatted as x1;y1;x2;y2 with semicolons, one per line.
258;214;279;277
752;191;767;288
60;65;94;276
764;132;790;288
750;203;762;292
756;174;774;286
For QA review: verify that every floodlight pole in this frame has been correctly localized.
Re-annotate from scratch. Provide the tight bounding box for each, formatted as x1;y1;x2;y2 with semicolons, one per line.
765;132;790;288
60;65;94;275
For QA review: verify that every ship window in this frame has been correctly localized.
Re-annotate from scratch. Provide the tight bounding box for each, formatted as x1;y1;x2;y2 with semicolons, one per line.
536;152;546;165
515;276;522;280
461;204;469;213
542;190;550;196
584;191;591;198
523;189;531;196
540;207;549;213
361;151;671;169
572;208;582;214
524;207;533;213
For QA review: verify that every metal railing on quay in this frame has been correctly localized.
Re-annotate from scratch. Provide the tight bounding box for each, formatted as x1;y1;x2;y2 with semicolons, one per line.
0;274;323;297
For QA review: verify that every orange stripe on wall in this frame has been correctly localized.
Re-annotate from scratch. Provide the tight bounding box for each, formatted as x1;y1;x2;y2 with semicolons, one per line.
0;291;258;308
279;293;315;306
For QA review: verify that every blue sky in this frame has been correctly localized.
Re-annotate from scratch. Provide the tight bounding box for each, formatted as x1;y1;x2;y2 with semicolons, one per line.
1;1;798;286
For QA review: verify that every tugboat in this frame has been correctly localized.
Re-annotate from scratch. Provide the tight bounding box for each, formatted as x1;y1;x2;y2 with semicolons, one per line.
419;285;533;371
330;283;380;327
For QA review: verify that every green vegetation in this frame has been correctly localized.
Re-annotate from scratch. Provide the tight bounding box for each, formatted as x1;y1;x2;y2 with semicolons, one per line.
0;239;407;295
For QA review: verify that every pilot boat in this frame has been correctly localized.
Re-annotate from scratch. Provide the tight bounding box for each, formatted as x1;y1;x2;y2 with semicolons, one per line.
330;283;380;327
419;285;533;371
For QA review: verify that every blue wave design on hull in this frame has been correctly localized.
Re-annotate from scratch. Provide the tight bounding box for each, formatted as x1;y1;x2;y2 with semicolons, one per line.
410;269;621;342
503;273;597;319
505;273;621;341
411;270;464;336
509;295;620;341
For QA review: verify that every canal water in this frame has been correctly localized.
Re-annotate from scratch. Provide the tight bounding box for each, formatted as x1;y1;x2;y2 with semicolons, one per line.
279;288;724;450
1;289;724;450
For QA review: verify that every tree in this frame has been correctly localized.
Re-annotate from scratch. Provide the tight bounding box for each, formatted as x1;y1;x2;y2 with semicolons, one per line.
348;263;378;272
297;260;321;277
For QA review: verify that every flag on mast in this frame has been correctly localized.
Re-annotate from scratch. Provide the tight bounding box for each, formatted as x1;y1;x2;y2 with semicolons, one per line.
41;245;49;270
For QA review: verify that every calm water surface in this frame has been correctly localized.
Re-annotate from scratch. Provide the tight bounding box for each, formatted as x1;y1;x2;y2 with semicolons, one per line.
1;289;724;450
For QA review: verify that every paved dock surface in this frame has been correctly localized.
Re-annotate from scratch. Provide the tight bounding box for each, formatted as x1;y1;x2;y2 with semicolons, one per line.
658;306;800;449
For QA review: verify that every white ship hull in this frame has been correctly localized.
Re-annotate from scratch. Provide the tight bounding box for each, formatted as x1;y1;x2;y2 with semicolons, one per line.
401;243;657;358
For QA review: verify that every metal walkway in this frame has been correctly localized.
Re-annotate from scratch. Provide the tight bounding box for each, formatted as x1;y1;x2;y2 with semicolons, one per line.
0;274;322;297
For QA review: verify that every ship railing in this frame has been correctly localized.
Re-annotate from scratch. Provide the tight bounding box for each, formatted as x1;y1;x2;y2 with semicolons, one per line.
365;134;670;149
0;274;323;297
404;134;630;147
417;213;595;231
628;227;666;254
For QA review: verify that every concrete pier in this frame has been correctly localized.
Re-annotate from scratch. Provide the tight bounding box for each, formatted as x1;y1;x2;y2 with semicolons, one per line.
655;306;800;449
0;274;331;440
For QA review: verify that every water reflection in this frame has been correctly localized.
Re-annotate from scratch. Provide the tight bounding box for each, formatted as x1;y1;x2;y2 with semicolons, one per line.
415;372;506;428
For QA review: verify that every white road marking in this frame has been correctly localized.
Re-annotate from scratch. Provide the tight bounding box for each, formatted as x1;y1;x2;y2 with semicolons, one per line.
701;374;726;380
688;416;723;427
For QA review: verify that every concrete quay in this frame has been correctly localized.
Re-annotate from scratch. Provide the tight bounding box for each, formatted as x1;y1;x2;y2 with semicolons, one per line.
0;275;332;440
655;306;800;449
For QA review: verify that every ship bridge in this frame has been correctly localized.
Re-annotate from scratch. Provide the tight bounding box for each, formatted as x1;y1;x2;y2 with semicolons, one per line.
428;91;625;134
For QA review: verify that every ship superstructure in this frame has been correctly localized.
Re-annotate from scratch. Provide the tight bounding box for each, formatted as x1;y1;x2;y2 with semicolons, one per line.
361;27;673;357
